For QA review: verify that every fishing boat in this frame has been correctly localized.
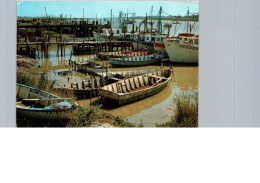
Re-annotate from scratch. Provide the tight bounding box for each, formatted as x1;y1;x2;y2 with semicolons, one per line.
133;33;167;52
163;8;199;63
109;52;163;66
93;28;122;41
163;34;199;63
16;83;78;122
99;68;173;105
96;49;148;60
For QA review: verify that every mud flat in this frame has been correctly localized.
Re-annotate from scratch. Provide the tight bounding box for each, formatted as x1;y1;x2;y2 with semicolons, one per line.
17;55;38;70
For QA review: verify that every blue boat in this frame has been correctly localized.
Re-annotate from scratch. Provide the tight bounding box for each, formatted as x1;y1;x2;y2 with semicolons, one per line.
109;53;163;66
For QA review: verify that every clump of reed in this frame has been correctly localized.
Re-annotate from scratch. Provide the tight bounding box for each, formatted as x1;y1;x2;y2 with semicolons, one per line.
156;91;198;127
17;71;36;88
16;70;56;92
67;105;143;128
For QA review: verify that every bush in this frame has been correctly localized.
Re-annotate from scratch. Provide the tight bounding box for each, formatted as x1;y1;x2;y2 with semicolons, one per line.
67;105;142;128
112;115;136;127
16;71;36;87
38;70;56;91
67;106;101;127
156;91;198;127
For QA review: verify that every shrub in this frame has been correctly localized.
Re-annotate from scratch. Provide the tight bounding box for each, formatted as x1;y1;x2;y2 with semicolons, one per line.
156;91;198;127
67;106;101;127
16;71;36;87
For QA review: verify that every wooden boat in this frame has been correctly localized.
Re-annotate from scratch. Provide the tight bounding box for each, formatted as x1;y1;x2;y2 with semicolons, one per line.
99;68;173;105
53;69;159;99
96;49;148;60
16;83;78;122
70;61;110;74
109;53;163;66
53;77;106;99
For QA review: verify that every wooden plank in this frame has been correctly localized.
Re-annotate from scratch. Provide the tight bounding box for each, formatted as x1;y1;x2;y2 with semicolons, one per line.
121;81;127;93
82;81;85;89
108;85;113;92
112;84;118;93
129;78;135;90
125;79;131;91
117;83;122;93
150;77;155;85
142;75;148;86
138;76;144;87
134;77;139;88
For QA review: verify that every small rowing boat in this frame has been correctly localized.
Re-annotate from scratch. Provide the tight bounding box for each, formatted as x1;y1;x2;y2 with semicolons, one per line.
16;83;78;122
99;68;173;105
109;53;163;67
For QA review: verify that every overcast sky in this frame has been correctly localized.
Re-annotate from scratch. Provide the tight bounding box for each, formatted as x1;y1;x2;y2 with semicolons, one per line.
17;1;199;18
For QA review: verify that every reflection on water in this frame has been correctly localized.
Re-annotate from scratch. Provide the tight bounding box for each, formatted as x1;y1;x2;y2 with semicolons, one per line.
29;44;198;127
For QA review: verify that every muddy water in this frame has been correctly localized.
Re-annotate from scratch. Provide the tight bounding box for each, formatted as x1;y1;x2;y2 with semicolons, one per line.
29;45;198;127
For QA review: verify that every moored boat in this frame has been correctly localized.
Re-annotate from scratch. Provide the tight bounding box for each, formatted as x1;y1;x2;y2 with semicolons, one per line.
99;68;173;105
109;53;163;67
71;61;110;74
96;49;148;60
163;34;199;63
16;83;78;122
53;69;160;99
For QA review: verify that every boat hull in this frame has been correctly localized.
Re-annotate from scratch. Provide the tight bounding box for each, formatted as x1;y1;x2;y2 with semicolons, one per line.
163;39;198;63
16;107;75;123
110;58;161;67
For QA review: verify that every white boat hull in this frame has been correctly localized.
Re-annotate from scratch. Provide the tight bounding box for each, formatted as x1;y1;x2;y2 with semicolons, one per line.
163;39;198;63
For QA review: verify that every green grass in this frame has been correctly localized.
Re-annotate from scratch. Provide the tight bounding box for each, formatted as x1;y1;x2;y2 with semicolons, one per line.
17;70;56;92
67;105;143;128
16;71;36;88
156;91;198;127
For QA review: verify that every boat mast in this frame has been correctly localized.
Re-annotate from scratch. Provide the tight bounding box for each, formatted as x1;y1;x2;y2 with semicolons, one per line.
158;6;162;34
151;6;153;41
187;7;189;33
